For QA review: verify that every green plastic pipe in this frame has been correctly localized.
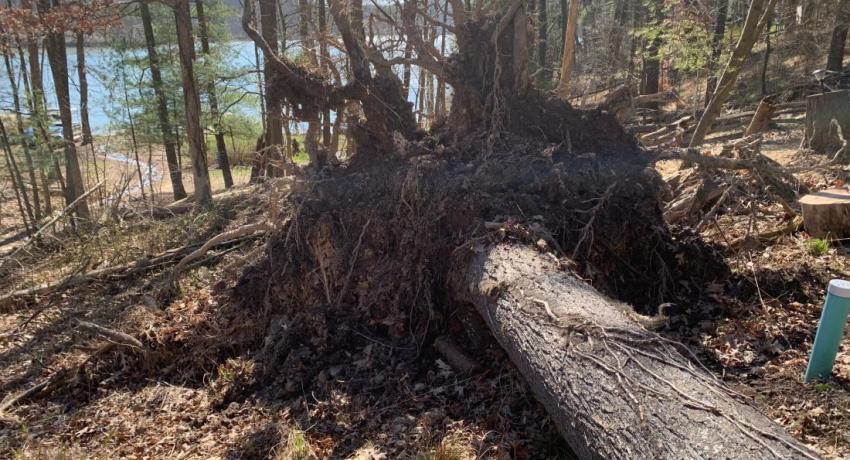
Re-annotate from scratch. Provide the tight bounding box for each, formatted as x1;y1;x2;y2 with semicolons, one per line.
804;279;850;383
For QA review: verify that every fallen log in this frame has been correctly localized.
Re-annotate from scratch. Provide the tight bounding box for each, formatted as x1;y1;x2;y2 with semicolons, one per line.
454;244;816;459
638;102;806;147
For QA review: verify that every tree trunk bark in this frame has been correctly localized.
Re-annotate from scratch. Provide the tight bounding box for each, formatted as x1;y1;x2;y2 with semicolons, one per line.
434;0;449;118
350;0;365;42
689;0;778;147
453;244;818;459
536;0;549;87
641;0;664;97
173;0;212;208
705;0;729;107
1;28;41;220
197;0;234;189
140;1;187;200
2;123;33;234
40;0;90;221
0;117;35;231
555;0;578;98
297;0;321;166
826;0;850;72
760;16;772;97
75;32;93;145
318;0;332;150
16;38;54;216
260;0;283;166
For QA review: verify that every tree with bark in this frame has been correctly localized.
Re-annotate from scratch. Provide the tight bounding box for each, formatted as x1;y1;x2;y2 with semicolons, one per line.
535;0;549;87
38;0;90;221
705;0;729;106
231;1;825;455
196;0;233;189
258;0;284;176
0;20;41;220
75;32;93;145
139;1;188;200
641;0;664;97
826;0;850;72
556;0;578;98
172;0;212;207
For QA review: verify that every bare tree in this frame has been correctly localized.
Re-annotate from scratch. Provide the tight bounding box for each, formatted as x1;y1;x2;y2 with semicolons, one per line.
196;0;234;189
75;32;93;145
140;1;188;200
39;0;90;221
259;0;284;174
0;23;42;220
641;0;664;97
536;0;549;86
172;0;213;207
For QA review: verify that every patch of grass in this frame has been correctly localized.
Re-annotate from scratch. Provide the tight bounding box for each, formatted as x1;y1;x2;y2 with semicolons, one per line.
805;238;830;256
273;427;316;460
814;382;831;393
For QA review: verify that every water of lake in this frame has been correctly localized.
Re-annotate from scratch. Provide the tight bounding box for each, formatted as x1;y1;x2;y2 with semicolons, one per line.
0;40;430;135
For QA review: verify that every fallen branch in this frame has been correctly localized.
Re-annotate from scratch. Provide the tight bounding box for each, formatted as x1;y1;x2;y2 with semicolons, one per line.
75;320;145;351
0;341;120;414
165;222;272;288
0;376;53;414
728;216;804;250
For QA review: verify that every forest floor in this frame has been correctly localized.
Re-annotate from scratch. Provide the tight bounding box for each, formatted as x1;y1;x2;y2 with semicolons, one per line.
3;112;850;459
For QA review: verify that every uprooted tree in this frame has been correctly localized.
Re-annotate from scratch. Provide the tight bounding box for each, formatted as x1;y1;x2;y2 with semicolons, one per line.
235;1;816;456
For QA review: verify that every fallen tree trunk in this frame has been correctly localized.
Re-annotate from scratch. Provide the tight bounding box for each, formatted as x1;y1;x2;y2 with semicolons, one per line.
454;244;816;459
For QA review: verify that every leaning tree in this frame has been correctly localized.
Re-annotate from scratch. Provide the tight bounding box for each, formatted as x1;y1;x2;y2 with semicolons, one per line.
235;1;816;457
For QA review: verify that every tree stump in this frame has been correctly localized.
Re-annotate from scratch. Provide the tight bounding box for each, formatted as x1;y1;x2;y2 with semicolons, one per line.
804;90;850;153
744;96;777;135
799;187;850;237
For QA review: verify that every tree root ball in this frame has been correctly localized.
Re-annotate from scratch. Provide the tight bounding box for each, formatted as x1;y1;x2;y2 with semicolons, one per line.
237;130;717;343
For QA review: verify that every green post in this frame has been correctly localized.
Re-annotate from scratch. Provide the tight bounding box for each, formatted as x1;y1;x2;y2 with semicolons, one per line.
804;279;850;383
